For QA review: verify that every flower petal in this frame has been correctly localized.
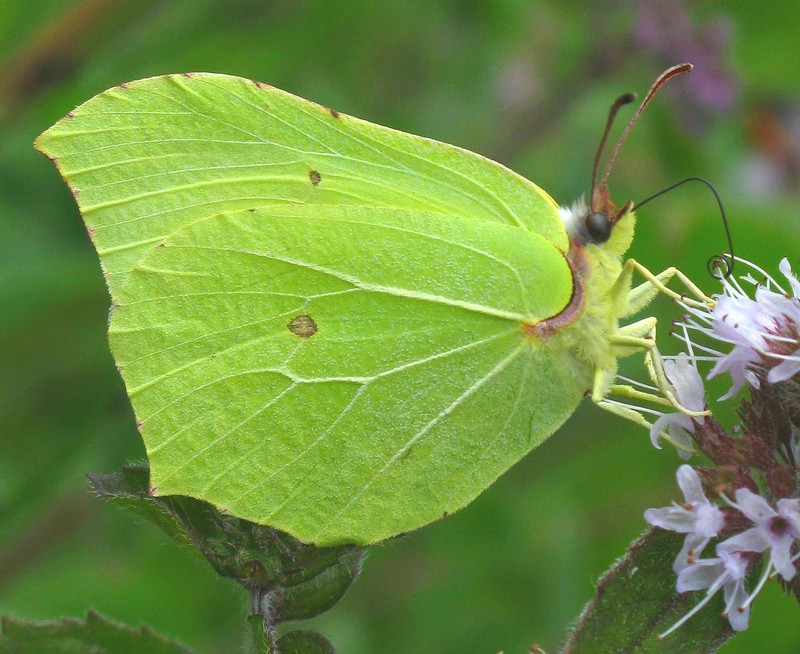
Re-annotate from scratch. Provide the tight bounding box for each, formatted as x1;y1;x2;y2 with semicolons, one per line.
649;414;671;449
677;558;724;592
779;258;800;297
669;423;697;460
664;353;706;411
644;506;695;533
676;465;706;505
717;528;770;555
770;537;797;581
733;488;776;523
719;550;749;580
711;346;763;399
777;498;800;536
673;533;708;573
768;356;800;384
723;579;751;632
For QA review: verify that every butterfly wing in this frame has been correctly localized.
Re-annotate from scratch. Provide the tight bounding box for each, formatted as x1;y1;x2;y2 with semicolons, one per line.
37;74;588;545
111;206;589;545
35;73;567;298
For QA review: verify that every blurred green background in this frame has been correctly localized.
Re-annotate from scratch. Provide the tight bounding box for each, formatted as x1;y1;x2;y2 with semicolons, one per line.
1;1;799;652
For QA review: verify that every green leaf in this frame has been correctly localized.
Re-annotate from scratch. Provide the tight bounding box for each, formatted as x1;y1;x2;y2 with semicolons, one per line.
247;618;337;654
562;529;735;653
88;466;197;552
0;611;193;654
276;630;336;654
89;467;364;621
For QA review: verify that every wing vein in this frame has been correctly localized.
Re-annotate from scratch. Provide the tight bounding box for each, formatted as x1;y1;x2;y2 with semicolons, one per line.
312;342;527;538
168;244;528;322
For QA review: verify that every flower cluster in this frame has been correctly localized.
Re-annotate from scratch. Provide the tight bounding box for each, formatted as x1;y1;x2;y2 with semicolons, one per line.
643;257;800;636
677;257;800;398
646;465;800;634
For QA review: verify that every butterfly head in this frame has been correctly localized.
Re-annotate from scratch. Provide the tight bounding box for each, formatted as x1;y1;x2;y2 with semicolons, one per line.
559;193;634;261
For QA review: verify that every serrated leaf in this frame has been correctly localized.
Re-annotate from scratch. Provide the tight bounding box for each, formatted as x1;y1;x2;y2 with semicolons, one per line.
0;611;193;654
89;467;364;623
276;630;336;654
278;547;364;621
563;529;735;653
247;618;337;654
88;466;197;552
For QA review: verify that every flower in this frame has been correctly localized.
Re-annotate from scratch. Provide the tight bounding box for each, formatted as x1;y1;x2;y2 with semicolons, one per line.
656;486;800;637
705;293;765;398
718;489;800;581
662;550;751;636
763;259;800;383
649;352;707;456
645;465;725;572
677;257;800;398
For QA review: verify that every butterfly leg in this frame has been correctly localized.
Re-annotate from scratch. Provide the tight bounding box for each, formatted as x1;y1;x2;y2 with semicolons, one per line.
595;318;709;421
591;365;656;429
589;262;712;434
613;259;714;316
594;349;704;456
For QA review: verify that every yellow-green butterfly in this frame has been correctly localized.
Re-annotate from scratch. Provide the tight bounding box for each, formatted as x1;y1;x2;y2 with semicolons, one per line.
36;63;710;546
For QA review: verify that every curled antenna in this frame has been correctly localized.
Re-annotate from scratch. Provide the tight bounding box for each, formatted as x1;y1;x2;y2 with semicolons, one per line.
590;93;636;204
600;63;694;188
634;177;735;279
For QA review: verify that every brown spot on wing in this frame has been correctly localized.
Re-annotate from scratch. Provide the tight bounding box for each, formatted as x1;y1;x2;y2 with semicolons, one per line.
288;314;318;338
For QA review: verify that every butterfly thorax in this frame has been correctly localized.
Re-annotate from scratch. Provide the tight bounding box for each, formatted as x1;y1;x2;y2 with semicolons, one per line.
542;208;636;392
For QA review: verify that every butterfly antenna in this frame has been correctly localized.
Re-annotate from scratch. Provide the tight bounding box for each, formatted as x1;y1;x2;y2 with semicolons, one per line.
635;177;736;279
599;63;694;188
590;92;637;203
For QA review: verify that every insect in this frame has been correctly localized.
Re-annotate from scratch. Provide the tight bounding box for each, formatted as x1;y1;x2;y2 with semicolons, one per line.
36;64;711;546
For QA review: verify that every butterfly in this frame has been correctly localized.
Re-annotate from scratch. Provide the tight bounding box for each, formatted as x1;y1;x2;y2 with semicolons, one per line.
36;63;709;545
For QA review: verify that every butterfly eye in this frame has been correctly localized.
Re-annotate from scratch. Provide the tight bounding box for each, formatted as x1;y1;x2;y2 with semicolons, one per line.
584;212;612;244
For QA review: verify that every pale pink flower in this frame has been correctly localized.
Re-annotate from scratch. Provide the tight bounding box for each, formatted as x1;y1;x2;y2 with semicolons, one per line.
666;551;751;634
649;353;706;456
677;257;800;398
719;489;800;581
644;465;724;572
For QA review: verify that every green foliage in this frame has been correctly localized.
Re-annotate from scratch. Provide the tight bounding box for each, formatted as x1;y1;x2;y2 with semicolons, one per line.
0;611;192;654
248;617;336;654
564;529;734;653
275;629;336;654
89;467;364;624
